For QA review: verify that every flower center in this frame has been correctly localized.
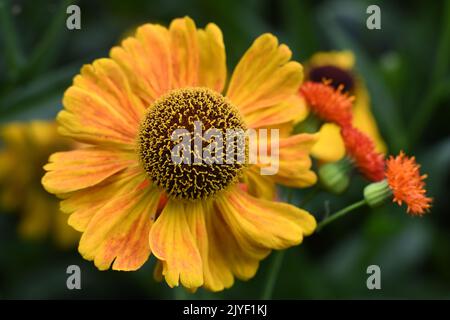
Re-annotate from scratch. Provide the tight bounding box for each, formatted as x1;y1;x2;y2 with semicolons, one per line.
138;87;247;201
309;65;354;92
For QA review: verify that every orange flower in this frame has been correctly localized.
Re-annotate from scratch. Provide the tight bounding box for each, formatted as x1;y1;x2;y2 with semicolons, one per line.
300;81;354;126
341;126;385;182
385;151;432;215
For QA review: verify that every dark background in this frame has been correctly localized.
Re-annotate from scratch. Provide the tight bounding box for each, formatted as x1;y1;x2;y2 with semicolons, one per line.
0;0;449;299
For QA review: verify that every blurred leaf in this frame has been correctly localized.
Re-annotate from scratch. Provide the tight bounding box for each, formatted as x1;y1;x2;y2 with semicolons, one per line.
421;137;450;202
0;0;25;81
20;0;74;80
0;64;79;121
409;79;450;147
280;0;319;59
431;0;450;83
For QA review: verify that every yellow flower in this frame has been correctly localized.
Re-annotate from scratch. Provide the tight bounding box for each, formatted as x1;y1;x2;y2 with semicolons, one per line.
42;17;318;291
301;50;387;162
0;121;79;248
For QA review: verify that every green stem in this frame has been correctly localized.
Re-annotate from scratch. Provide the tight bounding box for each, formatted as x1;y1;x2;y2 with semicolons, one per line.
316;199;367;232
261;250;286;299
261;186;316;300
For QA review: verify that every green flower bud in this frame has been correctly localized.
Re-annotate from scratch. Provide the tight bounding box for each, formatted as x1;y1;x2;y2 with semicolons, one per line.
363;179;392;208
319;158;351;194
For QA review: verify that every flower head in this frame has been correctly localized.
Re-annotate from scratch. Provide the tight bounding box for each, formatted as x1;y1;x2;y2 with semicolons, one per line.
341;126;385;182
300;81;354;126
385;151;432;215
300;51;386;163
0;121;79;247
42;17;318;291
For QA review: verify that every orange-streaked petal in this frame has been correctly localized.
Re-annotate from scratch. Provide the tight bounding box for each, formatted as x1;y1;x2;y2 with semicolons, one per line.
169;16;199;88
209;202;263;280
311;123;346;162
111;24;173;104
149;200;203;288
244;94;308;129
197;23;226;92
58;58;145;148
216;187;316;251
227;33;303;115
186;201;233;291
78;176;159;271
42;148;137;194
61;167;143;232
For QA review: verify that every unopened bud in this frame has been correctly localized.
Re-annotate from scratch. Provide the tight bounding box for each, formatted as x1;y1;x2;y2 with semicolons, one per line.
364;179;392;208
319;158;351;194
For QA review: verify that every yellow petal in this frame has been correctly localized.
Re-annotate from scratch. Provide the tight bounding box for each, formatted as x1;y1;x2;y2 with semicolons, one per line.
42;148;137;194
59;58;145;148
78;176;159;271
307;50;355;70
149;199;203;289
186;201;233;292
244;94;308;129
0;151;11;184
311;123;346;162
216;187;316;251
197;23;226;92
62;167;143;232
111;24;173;104
243;166;276;200
227;33;303;115
352;83;387;153
18;190;52;240
208;203;262;280
169;16;199;88
272;133;318;188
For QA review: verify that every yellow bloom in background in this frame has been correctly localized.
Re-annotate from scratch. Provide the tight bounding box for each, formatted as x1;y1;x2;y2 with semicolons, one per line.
301;50;387;162
0;121;79;248
42;17;318;291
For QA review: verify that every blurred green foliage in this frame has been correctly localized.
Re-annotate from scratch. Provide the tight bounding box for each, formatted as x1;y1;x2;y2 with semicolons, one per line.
0;0;449;299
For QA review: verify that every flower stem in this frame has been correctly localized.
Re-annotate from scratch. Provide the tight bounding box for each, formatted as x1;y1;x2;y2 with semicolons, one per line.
261;188;299;300
261;250;286;299
316;199;367;232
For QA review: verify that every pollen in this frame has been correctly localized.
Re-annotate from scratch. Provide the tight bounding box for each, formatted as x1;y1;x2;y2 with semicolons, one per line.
385;151;432;215
138;87;247;201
